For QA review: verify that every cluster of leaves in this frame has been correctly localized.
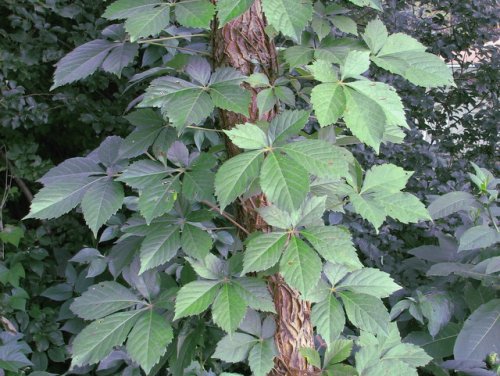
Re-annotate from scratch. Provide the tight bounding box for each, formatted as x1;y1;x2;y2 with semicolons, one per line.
0;0;497;375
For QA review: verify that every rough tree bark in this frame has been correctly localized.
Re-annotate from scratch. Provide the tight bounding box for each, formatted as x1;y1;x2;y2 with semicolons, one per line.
212;1;315;374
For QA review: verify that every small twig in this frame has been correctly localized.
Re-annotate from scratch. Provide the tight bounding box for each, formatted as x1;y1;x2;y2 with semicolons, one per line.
200;200;249;235
0;149;33;202
186;125;224;132
137;34;208;44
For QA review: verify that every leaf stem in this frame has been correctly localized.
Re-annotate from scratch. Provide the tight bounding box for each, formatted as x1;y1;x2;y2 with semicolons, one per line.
200;200;249;235
137;34;209;44
186;125;224;133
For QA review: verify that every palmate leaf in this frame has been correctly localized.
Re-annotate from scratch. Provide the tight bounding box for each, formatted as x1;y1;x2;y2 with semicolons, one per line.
38;157;104;185
138;178;178;224
261;0;313;41
311;294;345;343
181;223;213;259
260;152;309;212
103;0;161;19
361;164;412;194
174;280;220;320
175;0;215;29
349;192;386;231
339;291;389;335
215;149;264;210
117;160;173;189
212;283;248;333
71;310;143;367
81;178;124;236
25;176;103;220
310;82;345;126
209;83;251;116
233;277;276;313
139;224;180;273
268;109;310;145
70;282;142;320
279;236;322;295
126;310;174;374
125;5;170;42
216;0;254;26
242;232;287;274
163;89;214;130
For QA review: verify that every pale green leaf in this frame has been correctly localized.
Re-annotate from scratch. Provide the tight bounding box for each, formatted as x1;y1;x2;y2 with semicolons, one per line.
248;339;277;376
337;268;401;298
343;87;386;152
70;282;142;320
126;310;174;374
361;164;412;194
301;226;363;270
281;139;351;179
299;347;321;368
346;81;408;130
209;84;251;116
163;89;214;130
341;50;370;79
362;18;388;54
325;339;353;365
124;5;170;42
139;225;180;273
216;0;254;25
242;232;287;274
374;191;431;224
25;177;102;220
311;83;345;126
224;123;269;150
309;60;337;83
294;195;326;228
339;291;389;335
175;0;215;29
312;15;331;41
350;192;385;230
81;179;124;236
346;0;382;11
71;310;142;367
258;205;293;229
212;283;247;333
103;0;161;19
245;72;270;88
268;109;310;145
372;33;454;87
256;88;277;115
260;152;309;212
312;294;345;343
174;280;220;320
382;343;432;368
215;150;264;210
279;236;322;295
331;15;357;35
213;333;256;362
261;0;313;41
181;224;213;259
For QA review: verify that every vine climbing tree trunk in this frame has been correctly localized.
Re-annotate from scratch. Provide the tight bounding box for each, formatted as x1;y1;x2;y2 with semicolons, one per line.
212;1;315;374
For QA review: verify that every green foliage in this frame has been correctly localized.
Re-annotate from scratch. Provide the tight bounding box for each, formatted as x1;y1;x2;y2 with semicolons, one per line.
7;0;493;375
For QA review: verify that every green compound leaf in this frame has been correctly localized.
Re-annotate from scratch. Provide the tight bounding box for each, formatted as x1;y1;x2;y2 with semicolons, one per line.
268;109;310;145
138;179;178;224
181;223;213;259
212;283;248;333
260;152;309;212
336;268;401;298
70;282;142;320
124;4;170;42
71;310;143;368
174;280;220;320
175;0;215;29
215;150;264;210
248;339;277;376
126;310;174;374
213;333;257;362
311;83;345;127
279;236;322;295
261;0;313;41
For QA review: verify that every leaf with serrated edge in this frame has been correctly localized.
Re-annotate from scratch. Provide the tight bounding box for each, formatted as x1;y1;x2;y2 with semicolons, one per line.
224;123;269;150
126;310;174;374
71;310;142;367
139;225;180;273
312;294;345;343
242;232;287;274
248;339;277;376
212;283;247;333
124;5;170;42
337;268;401;298
215;150;264;210
213;333;257;362
216;0;254;26
339;291;389;335
70;282;142;320
268;110;310;145
279;236;322;295
181;224;213;259
260;152;309;212
262;0;313;41
311;83;345;127
175;0;215;29
82;179;124;236
174;280;220;320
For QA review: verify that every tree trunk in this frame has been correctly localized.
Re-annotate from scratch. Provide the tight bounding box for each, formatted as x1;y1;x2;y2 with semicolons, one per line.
212;1;315;374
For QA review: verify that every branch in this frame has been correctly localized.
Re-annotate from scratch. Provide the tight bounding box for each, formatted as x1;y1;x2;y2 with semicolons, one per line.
0;149;33;202
200;200;250;235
